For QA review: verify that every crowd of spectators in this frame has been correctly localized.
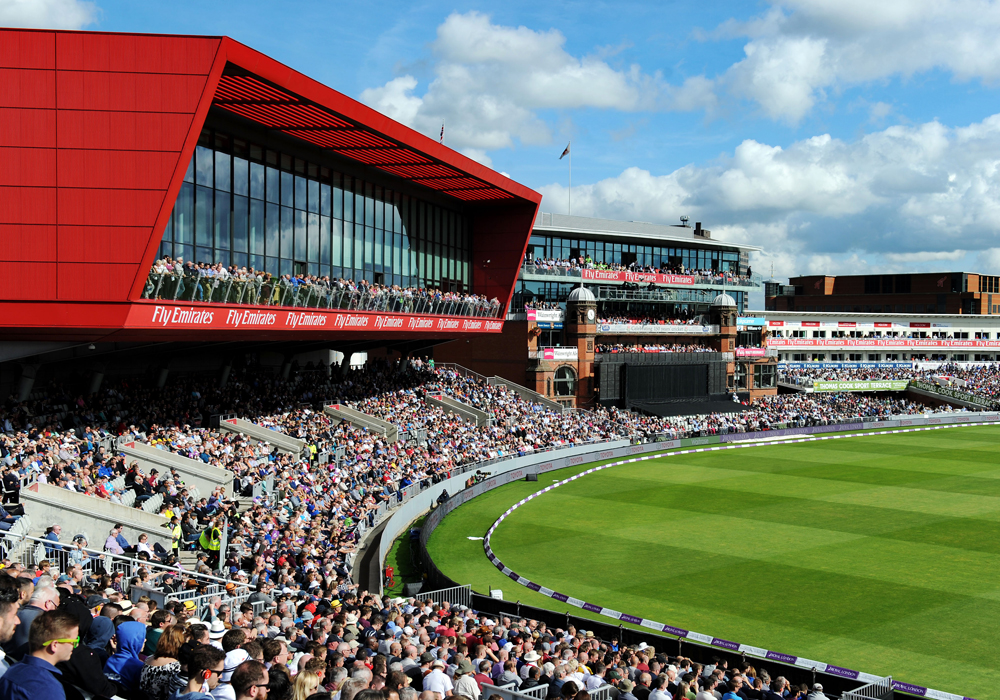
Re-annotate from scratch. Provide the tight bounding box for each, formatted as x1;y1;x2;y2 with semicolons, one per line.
597;313;705;327
0;569;832;700
0;360;958;700
144;257;501;318
595;344;714;354
776;363;1000;402
525;256;753;285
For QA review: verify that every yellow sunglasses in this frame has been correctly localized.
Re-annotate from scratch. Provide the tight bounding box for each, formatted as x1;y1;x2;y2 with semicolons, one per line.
45;636;80;648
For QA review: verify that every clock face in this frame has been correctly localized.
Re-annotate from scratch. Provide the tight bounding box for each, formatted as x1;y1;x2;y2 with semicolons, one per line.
586;309;595;321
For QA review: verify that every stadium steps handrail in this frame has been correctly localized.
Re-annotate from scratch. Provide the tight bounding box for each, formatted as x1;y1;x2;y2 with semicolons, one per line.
424;393;491;426
323;403;400;443
115;437;235;497
218;415;307;456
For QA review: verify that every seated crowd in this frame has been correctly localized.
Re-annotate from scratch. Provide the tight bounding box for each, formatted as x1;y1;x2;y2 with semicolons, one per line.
526;257;753;285
776;362;1000;401
595;344;714;354
144;257;501;318
597;312;704;327
0;574;829;700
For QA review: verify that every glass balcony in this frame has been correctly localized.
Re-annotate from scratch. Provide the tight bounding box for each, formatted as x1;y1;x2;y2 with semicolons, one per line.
520;263;762;288
140;271;502;318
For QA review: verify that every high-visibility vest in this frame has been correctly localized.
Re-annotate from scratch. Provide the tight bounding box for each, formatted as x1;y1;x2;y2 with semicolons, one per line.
170;524;182;548
198;527;220;551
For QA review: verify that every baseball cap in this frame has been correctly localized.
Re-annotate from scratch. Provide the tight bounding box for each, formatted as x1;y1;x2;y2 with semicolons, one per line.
86;594;109;608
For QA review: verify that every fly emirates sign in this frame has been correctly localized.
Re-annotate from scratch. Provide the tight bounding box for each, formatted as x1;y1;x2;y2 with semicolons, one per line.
132;304;502;334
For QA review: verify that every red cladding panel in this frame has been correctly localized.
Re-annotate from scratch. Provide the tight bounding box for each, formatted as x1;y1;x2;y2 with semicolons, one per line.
57;110;193;151
0;108;56;148
0;187;57;225
58;226;149;263
0;69;55;109
55;33;219;74
0;224;57;261
56;71;207;113
0;262;57;299
0;147;56;187
58;189;166;227
0;31;55;69
57;263;137;301
57;150;179;190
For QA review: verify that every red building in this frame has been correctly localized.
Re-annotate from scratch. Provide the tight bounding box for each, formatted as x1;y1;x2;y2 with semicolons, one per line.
0;28;540;351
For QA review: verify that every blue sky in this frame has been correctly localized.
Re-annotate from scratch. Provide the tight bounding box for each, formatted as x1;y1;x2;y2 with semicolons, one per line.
10;0;1000;283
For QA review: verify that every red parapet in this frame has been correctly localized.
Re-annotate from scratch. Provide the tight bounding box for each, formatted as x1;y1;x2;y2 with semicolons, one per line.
0;28;540;341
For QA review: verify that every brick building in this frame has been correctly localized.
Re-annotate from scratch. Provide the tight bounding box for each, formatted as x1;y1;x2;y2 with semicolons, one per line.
766;272;1000;315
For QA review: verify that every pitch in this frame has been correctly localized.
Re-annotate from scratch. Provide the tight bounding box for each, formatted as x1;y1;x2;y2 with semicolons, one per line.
426;425;1000;700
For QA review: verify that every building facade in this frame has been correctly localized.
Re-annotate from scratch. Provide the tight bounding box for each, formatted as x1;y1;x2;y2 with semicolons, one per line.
0;28;540;353
436;215;776;408
767;272;1000;315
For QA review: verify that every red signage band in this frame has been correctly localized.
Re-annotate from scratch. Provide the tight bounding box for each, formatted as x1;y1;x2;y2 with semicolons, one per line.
771;338;1000;349
581;269;696;286
126;303;504;334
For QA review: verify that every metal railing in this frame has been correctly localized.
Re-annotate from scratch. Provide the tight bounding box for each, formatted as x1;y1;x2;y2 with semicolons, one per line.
843;677;892;700
0;532;245;594
409;584;473;609
142;271;502;318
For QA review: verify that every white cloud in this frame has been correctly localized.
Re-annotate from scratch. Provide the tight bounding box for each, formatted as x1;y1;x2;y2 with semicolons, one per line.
360;11;682;154
538;111;1000;278
719;0;1000;123
0;0;98;29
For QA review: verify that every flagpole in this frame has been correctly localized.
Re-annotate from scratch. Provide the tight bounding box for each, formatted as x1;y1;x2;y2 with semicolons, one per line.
568;141;572;216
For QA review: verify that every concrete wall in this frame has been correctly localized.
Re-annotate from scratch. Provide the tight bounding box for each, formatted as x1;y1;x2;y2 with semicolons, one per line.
117;440;234;497
22;481;171;548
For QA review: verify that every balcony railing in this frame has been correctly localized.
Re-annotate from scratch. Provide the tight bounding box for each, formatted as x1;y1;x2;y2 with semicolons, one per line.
141;271;502;318
521;264;762;288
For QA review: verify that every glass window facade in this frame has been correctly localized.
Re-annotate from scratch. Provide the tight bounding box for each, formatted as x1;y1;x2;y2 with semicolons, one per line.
525;234;743;274
159;128;473;291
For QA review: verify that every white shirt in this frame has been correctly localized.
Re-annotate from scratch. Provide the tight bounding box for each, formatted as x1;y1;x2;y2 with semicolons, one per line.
424;669;454;696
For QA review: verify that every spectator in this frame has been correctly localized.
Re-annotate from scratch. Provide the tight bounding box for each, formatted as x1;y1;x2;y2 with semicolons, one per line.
140;624;187;700
232;659;270;700
0;608;80;700
43;525;62;557
175;645;227;700
104;620;147;692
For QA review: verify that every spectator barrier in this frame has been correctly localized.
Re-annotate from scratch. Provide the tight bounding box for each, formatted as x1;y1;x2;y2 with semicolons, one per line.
908;380;999;409
324;403;400;442
115;437;235;497
218;415;306;455
424;393;492;426
486;375;566;413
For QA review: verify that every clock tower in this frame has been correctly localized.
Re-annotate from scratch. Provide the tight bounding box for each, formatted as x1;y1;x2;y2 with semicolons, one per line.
565;285;597;407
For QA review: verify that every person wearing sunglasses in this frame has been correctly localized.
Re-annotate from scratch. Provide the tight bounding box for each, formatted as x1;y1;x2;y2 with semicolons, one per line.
175;645;227;700
0;608;79;700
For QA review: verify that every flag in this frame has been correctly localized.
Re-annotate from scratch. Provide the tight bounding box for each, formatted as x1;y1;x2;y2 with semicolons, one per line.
439;124;445;143
559;143;570;159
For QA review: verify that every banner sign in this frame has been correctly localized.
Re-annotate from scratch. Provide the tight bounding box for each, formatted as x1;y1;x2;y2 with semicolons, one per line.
910;380;998;408
771;338;998;349
737;317;766;326
736;347;767;357
812;380;909;392
526;309;565;323
598;323;717;335
126;303;503;334
767;320;952;329
541;348;578;360
581;269;695;286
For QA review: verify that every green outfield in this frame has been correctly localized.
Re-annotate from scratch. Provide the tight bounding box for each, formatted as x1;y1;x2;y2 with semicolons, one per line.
426;425;1000;700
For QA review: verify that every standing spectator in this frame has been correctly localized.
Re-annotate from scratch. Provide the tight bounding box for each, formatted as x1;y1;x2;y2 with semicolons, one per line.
0;608;80;700
2;467;19;505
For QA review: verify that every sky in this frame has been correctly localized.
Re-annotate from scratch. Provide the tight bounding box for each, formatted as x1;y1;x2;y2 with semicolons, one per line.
9;0;1000;284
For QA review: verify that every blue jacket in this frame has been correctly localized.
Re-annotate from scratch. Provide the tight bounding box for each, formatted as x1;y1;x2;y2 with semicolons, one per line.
104;620;146;690
0;654;66;700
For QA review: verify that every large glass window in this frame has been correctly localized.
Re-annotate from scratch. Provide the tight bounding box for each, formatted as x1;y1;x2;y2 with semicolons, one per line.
159;127;473;291
554;366;577;396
